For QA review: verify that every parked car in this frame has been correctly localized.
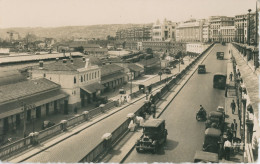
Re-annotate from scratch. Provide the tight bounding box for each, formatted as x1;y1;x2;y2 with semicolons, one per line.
135;119;168;153
42;120;55;130
205;111;225;133
202;128;222;154
163;68;171;74
216;52;224;60
119;87;126;94
198;64;206;74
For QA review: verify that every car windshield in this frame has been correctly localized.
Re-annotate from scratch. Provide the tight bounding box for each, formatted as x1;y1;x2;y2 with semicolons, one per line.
144;127;159;133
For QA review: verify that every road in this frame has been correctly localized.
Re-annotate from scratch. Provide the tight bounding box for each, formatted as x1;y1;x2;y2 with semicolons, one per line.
124;44;230;163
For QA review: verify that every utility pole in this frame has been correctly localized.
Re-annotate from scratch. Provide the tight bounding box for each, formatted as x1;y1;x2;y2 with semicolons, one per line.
22;103;27;138
248;9;252;46
130;72;132;96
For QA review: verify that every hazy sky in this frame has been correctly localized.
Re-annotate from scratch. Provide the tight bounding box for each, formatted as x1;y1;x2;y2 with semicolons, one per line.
0;0;258;28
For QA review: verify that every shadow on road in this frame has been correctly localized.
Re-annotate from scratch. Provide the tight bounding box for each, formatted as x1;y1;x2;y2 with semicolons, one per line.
163;139;179;151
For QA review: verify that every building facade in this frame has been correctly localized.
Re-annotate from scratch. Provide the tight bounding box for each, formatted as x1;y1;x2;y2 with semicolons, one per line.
219;26;236;42
235;11;258;46
186;43;209;54
116;26;152;41
31;58;103;110
202;22;210;42
209;16;235;42
152;19;176;41
176;19;205;42
0;78;68;134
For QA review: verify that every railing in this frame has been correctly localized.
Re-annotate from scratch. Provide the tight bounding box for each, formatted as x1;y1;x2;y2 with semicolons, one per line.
0;136;32;160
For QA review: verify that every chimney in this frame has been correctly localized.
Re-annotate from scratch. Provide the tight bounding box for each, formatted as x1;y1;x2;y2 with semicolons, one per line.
56;58;59;62
85;58;89;68
39;61;43;69
82;57;86;62
63;59;67;63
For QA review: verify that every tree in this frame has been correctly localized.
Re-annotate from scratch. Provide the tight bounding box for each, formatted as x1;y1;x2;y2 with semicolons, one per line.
175;51;182;59
146;48;153;54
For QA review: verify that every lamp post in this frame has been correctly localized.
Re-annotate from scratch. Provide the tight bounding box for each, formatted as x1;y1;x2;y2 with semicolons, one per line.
21;102;27;138
130;71;133;96
243;18;246;44
248;9;252;46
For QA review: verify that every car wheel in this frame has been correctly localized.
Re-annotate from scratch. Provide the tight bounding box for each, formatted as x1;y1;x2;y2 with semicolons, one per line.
136;147;141;153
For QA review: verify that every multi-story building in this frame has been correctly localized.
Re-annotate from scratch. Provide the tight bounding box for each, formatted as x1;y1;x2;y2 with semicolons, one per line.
176;19;205;42
31;57;103;110
186;43;209;54
202;21;210;42
152;19;176;41
234;11;258;45
209;16;234;42
116;26;152;41
219;26;236;42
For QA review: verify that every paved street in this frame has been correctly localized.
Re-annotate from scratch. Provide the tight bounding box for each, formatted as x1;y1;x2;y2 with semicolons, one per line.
124;44;230;162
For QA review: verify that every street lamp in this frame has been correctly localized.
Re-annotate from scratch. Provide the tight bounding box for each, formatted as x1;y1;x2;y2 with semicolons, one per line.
243;18;246;44
130;71;133;96
248;9;252;46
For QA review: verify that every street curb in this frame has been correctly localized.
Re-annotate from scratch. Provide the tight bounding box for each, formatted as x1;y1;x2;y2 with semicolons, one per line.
119;44;215;163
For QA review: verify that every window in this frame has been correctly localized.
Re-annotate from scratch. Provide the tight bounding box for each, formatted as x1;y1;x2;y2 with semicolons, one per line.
74;77;76;84
43;73;46;77
89;73;91;80
92;73;94;79
95;72;96;78
81;76;83;82
87;74;88;81
84;75;85;81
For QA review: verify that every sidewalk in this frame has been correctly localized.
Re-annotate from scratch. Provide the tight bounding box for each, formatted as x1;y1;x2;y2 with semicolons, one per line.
220;57;243;163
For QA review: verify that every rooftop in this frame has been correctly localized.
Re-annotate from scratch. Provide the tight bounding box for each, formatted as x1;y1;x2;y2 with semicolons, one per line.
143;119;165;127
101;64;124;76
32;57;101;72
0;78;60;104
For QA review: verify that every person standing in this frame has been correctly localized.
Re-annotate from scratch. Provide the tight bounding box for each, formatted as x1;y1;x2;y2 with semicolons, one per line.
224;139;232;160
231;100;236;114
229;72;233;81
237;69;241;78
231;119;238;138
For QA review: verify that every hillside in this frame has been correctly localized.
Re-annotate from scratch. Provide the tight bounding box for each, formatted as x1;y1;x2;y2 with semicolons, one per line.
0;24;152;41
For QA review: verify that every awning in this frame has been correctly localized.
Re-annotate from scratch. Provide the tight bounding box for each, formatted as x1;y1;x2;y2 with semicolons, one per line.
0;90;68;119
81;83;105;94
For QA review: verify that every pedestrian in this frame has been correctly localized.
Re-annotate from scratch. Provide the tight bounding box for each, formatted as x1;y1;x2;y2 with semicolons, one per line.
229;72;233;81
231;119;238;138
237;69;241;78
151;104;156;118
224;139;232;160
230;100;236;114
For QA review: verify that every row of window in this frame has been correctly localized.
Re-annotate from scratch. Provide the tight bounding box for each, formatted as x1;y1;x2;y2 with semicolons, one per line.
73;71;100;84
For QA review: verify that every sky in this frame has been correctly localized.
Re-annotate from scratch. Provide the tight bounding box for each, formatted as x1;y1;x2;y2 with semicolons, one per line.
0;0;258;28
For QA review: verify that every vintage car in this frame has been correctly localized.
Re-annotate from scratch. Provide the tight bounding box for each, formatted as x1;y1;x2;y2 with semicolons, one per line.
202;128;222;154
198;64;206;74
119;87;126;94
194;150;219;163
213;73;227;89
205;111;225;132
135;119;168;153
42;120;55;130
95;96;108;107
163;68;171;74
216;52;224;60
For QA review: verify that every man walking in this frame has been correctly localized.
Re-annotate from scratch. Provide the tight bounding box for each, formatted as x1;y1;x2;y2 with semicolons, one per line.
231;100;236;114
237;69;241;78
229;72;233;81
224;139;232;160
